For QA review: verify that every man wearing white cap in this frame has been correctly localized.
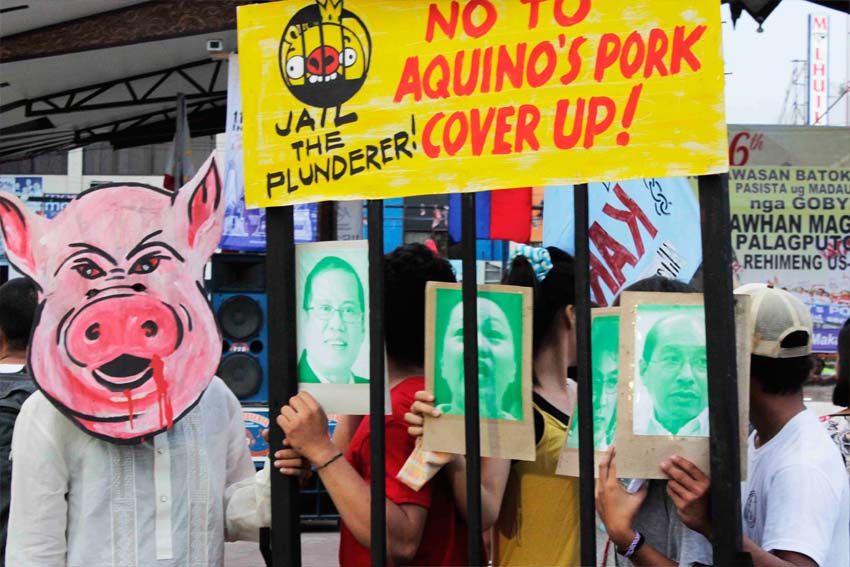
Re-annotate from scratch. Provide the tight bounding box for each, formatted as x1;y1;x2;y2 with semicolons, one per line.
660;284;849;567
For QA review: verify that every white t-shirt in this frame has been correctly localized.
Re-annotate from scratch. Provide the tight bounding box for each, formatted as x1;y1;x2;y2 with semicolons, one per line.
742;410;850;567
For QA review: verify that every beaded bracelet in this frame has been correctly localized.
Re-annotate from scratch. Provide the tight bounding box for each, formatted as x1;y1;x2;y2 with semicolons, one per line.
616;531;645;558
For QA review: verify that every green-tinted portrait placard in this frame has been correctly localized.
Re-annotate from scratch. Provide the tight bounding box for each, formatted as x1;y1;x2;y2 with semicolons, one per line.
424;282;535;461
611;292;751;480
295;240;389;415
567;314;620;451
633;304;708;438
297;246;369;385
433;287;525;421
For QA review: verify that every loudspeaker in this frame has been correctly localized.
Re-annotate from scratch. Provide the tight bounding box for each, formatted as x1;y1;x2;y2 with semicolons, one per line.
210;254;268;403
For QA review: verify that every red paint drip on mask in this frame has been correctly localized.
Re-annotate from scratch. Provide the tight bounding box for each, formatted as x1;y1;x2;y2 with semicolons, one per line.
150;355;173;430
124;389;134;429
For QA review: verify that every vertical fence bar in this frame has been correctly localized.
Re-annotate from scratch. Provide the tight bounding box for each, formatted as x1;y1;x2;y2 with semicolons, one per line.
266;206;301;567
461;192;483;566
367;200;387;567
573;183;597;567
317;201;336;241
698;174;750;567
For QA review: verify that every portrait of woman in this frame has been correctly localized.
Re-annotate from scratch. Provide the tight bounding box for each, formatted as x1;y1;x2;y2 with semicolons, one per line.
432;288;524;421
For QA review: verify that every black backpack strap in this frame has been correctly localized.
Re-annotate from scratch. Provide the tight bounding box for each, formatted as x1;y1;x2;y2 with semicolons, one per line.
0;374;35;566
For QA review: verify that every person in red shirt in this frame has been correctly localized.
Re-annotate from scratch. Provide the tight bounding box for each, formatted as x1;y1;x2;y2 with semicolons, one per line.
278;243;472;566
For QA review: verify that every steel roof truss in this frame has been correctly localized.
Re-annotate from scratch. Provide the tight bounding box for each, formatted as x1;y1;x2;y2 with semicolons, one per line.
22;59;225;117
73;95;226;144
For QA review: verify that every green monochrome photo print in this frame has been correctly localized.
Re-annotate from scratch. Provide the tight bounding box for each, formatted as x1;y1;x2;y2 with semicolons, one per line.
558;308;620;477
633;303;709;438
424;282;535;461
433;287;524;421
296;240;388;414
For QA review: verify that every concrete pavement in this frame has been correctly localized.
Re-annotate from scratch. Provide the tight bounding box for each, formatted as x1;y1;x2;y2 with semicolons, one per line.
225;527;616;566
225;531;340;567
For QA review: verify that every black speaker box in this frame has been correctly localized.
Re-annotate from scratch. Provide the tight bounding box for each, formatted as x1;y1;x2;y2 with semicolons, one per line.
210;254;268;403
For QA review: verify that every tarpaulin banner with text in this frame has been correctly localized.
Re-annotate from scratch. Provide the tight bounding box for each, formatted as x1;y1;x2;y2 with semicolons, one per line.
221;54;267;251
237;0;728;207
221;54;318;250
543;177;702;306
728;125;850;352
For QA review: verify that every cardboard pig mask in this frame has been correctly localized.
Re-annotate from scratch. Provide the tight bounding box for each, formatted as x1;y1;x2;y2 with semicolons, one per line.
0;153;224;443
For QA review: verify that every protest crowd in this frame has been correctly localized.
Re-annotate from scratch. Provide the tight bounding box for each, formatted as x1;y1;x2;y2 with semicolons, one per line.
0;233;848;566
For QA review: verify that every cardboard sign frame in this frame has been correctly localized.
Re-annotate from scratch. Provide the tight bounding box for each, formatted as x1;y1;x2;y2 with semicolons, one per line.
295;239;390;414
422;281;535;461
557;307;620;477
613;291;751;479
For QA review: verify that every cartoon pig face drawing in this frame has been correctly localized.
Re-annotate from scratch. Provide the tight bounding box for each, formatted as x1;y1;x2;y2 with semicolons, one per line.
0;154;224;443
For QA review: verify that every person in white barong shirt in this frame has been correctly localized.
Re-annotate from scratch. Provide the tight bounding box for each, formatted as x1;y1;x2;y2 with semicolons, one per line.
5;378;281;567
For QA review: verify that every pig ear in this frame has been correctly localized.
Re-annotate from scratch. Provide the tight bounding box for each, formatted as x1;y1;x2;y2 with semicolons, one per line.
173;152;223;259
0;192;42;279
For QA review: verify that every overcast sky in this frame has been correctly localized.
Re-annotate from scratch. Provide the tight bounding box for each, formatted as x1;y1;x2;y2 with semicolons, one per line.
722;0;849;126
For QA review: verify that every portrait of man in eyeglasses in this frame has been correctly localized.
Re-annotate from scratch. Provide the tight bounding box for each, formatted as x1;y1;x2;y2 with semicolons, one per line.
298;255;368;385
633;305;709;437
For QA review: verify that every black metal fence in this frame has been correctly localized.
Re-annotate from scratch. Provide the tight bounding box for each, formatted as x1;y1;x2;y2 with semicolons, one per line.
263;173;746;567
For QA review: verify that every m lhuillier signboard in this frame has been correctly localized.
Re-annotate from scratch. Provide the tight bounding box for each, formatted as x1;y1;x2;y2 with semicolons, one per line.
808;14;829;126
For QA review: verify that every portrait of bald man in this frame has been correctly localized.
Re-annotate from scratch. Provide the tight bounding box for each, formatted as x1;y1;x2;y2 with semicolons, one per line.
633;305;709;437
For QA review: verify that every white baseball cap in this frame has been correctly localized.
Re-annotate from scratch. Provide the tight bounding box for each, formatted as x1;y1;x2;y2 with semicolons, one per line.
735;283;813;359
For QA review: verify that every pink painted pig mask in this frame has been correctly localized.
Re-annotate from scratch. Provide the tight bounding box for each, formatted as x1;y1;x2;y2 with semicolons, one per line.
0;154;224;443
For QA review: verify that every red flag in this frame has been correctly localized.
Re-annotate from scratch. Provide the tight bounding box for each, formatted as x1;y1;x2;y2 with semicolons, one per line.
489;187;532;243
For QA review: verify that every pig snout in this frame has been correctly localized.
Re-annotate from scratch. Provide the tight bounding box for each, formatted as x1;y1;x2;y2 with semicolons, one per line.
65;295;183;388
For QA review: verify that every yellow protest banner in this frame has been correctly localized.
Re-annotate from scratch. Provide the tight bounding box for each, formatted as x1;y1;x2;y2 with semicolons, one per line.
238;0;728;207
